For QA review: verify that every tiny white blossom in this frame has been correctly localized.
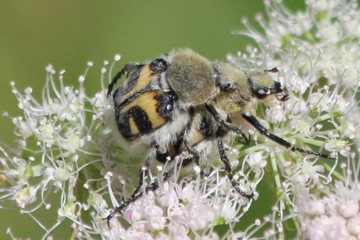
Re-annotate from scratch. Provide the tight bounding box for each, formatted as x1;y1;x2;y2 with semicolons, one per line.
246;152;267;174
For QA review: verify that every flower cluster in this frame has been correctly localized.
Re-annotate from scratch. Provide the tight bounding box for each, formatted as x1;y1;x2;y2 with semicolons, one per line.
1;0;359;239
98;170;250;240
295;176;360;240
1;62;115;239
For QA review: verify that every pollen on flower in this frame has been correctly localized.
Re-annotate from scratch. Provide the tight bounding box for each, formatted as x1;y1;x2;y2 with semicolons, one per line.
246;152;267;174
265;104;286;123
59;202;76;217
78;75;85;83
193;165;201;174
15;186;37;208
325;139;347;152
45;64;55;74
24;87;32;94
54;167;70;182
291;118;312;136
38;123;55;142
114;54;121;61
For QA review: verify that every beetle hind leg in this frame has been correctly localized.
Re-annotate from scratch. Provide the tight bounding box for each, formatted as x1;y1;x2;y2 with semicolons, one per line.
217;137;254;199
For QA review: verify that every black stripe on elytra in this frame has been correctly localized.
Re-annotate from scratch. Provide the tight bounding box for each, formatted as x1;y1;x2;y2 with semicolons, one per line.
129;106;153;134
121;67;143;95
107;63;143;97
116;108;134;140
113;67;147;110
116;87;150;110
117;105;153;140
116;60;169;110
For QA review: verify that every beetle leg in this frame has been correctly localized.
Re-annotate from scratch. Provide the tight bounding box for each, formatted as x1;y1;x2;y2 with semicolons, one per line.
242;114;334;159
217;137;254;199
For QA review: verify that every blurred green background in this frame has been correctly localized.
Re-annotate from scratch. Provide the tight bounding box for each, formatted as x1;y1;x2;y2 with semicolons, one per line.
0;1;303;239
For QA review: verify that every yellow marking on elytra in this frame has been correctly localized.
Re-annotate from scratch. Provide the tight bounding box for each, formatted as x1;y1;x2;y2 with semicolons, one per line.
129;117;139;135
121;91;167;135
141;93;167;129
120;64;154;104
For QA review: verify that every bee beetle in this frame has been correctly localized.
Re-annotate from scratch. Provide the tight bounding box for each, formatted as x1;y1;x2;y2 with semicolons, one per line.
105;49;333;223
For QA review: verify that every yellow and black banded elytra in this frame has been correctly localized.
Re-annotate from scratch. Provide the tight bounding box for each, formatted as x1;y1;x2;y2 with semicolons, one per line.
116;91;174;139
105;49;334;223
110;59;175;140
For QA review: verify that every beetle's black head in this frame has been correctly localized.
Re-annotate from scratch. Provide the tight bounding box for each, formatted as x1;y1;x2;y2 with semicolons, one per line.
248;71;289;102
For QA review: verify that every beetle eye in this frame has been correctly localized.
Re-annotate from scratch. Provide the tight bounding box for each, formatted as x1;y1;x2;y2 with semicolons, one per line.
255;87;269;99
